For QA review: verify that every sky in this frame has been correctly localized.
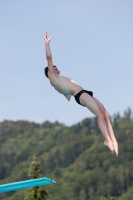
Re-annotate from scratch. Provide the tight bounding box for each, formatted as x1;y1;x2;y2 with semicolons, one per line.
0;0;133;126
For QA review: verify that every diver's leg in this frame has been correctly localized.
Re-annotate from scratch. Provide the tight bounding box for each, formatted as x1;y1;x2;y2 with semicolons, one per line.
92;97;118;155
79;93;115;153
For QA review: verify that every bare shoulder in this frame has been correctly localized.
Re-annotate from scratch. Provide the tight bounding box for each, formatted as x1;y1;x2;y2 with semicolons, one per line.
48;72;59;85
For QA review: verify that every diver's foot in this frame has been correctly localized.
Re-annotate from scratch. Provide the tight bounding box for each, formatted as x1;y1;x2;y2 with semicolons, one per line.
112;140;119;156
104;140;115;154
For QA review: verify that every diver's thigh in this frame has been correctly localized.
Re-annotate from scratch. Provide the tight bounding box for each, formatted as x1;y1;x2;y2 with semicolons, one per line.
93;97;106;111
79;93;100;116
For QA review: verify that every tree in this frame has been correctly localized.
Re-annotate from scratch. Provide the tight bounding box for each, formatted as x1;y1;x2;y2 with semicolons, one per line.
79;189;87;200
98;196;117;200
88;187;95;200
24;157;48;200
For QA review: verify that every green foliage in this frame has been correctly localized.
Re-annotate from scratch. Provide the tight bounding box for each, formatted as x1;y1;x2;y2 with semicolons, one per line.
28;157;40;179
98;196;117;200
24;157;48;200
117;185;133;200
0;108;133;200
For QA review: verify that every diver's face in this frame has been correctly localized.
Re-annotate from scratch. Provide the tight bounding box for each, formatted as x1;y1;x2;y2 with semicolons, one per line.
53;67;60;75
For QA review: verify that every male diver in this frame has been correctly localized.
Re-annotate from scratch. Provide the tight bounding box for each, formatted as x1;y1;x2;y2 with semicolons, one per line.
44;32;118;156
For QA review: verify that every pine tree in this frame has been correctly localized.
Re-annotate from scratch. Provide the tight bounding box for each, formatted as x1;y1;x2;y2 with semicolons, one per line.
79;189;87;200
24;157;48;200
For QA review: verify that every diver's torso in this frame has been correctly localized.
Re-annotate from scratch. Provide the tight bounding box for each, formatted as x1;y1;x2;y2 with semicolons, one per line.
50;75;83;96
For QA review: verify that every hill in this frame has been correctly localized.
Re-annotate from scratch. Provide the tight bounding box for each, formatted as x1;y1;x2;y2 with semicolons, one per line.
0;108;133;200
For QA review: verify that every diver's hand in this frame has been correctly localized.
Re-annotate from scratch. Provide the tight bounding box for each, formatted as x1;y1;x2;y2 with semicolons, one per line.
44;32;53;43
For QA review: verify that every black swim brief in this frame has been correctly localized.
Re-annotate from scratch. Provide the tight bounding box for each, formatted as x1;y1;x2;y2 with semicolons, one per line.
74;90;93;106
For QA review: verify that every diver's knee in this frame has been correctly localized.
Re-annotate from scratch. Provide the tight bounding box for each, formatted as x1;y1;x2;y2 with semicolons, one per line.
96;108;105;118
97;109;109;118
104;110;110;118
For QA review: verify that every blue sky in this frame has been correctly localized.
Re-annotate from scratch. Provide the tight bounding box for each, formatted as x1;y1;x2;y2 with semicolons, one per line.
0;0;133;126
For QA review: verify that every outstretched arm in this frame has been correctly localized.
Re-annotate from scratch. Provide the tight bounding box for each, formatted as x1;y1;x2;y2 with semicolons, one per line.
44;32;54;74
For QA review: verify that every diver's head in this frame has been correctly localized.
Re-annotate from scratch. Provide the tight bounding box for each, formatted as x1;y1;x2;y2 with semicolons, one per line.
44;65;60;78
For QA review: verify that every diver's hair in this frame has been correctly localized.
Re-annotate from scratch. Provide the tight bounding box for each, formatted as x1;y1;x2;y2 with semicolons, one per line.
44;65;56;78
